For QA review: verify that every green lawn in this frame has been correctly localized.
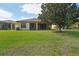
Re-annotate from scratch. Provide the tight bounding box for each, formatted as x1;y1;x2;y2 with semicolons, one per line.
0;30;79;56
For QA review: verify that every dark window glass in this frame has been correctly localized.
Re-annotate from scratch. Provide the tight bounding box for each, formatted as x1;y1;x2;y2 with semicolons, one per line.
21;23;26;28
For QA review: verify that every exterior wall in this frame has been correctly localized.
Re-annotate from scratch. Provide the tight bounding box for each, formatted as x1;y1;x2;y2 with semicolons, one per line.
51;24;57;30
17;23;30;30
26;23;30;30
19;22;48;30
38;23;47;30
36;23;38;30
0;21;48;30
70;22;79;29
11;24;13;30
15;23;21;30
2;23;11;30
30;23;36;30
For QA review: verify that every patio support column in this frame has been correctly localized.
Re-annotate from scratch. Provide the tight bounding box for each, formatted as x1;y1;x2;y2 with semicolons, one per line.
20;23;21;29
14;23;21;30
26;23;27;29
36;23;38;30
26;23;30;30
14;24;16;30
11;24;13;30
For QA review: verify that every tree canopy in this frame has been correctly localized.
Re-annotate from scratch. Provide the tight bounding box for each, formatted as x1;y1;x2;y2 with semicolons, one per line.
38;3;79;31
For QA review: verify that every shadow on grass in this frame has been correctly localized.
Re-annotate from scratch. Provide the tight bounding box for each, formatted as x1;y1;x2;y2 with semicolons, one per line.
53;30;79;38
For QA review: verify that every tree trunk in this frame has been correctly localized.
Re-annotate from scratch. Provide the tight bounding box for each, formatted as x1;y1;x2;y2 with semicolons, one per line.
58;27;62;32
57;25;62;32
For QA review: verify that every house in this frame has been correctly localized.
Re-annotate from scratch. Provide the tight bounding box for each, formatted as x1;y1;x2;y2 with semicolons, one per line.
0;18;48;30
69;22;79;29
0;20;17;30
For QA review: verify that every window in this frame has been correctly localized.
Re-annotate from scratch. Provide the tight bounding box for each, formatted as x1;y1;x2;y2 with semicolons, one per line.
21;23;26;28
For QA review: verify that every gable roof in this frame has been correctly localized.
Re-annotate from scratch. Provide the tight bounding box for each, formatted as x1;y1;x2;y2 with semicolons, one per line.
17;18;41;23
0;18;46;24
4;20;17;24
0;20;17;24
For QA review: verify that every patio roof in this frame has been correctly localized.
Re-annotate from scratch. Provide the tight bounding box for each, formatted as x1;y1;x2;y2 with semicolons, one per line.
2;20;17;24
0;18;46;24
17;18;41;22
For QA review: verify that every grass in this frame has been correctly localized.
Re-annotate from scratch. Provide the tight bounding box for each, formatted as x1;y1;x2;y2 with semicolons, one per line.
0;30;79;55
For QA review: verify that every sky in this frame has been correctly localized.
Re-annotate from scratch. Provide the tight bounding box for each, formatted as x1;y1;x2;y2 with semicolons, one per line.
0;3;42;21
0;3;78;21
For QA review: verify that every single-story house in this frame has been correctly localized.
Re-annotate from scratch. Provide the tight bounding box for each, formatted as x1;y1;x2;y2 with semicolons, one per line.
0;20;17;30
0;18;48;30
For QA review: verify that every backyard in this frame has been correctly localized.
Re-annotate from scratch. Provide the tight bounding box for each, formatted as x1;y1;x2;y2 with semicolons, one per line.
0;30;79;55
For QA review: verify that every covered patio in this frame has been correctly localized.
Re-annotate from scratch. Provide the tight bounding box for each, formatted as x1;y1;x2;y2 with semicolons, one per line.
17;19;48;30
0;20;17;30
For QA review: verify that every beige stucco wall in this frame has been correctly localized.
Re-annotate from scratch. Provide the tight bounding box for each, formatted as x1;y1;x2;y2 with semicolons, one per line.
15;22;30;30
15;23;21;29
26;23;30;30
51;24;57;29
21;23;30;30
36;23;38;30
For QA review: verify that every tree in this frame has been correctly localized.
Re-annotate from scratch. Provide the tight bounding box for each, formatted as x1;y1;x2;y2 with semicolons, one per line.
38;3;78;32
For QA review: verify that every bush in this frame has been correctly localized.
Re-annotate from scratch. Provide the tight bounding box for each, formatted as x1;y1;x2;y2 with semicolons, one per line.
16;27;20;30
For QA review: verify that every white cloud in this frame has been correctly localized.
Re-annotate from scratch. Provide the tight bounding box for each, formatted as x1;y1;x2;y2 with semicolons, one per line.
21;3;42;14
0;9;13;20
19;15;38;20
20;16;32;19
